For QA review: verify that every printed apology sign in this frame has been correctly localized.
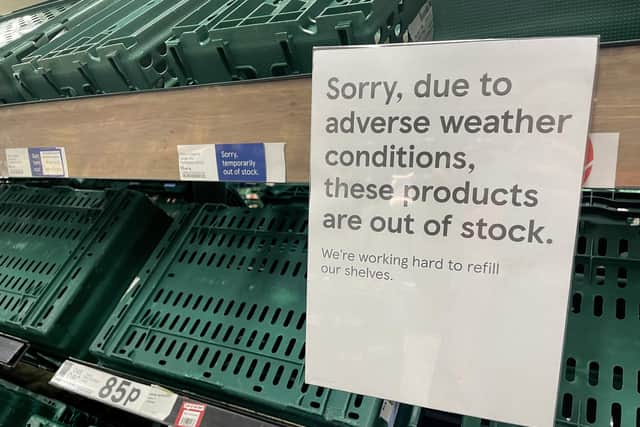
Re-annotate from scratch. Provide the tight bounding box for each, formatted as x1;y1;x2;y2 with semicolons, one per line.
306;38;598;426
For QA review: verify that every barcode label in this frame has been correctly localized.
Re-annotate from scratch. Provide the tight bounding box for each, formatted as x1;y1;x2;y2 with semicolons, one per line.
178;410;200;427
181;171;206;179
175;402;205;427
7;167;24;176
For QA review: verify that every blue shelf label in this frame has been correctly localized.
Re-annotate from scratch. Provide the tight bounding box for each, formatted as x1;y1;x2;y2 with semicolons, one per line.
215;143;266;182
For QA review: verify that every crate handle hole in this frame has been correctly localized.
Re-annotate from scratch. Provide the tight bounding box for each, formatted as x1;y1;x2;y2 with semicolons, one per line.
139;55;153;68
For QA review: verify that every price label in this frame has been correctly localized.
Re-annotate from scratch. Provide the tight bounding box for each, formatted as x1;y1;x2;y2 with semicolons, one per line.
0;333;28;367
177;143;286;182
97;376;143;407
51;361;177;421
379;400;399;426
5;147;68;177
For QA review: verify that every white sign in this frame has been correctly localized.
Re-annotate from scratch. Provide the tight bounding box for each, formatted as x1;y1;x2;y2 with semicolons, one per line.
51;361;177;421
306;38;598;427
583;132;619;188
177;143;286;182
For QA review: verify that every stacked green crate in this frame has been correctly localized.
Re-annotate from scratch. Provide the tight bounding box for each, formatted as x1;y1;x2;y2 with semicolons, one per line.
12;0;215;100
0;378;106;427
91;204;417;426
0;0;78;103
0;185;169;360
432;0;640;44
166;0;428;84
7;0;431;100
0;0;121;103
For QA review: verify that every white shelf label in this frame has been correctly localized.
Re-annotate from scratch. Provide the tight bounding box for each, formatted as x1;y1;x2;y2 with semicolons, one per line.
177;143;286;182
51;361;177;421
177;144;217;181
583;132;619;188
5;147;68;177
408;2;433;42
379;400;399;426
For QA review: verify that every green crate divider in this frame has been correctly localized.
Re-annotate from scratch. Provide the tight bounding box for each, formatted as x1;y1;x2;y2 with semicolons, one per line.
438;208;640;427
0;379;65;426
261;185;310;206
166;0;428;85
12;0;217;100
0;185;170;359
91;204;415;426
0;0;120;104
432;0;640;45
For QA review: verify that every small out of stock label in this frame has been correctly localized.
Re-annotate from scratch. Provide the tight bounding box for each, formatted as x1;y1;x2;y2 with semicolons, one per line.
5;147;68;177
407;2;433;42
177;143;285;182
51;361;177;421
379;400;399;426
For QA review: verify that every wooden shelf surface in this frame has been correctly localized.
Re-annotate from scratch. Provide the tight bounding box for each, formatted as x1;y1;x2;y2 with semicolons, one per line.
0;45;638;186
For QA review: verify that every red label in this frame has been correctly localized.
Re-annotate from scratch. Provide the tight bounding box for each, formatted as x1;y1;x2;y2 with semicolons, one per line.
583;137;594;184
175;402;206;427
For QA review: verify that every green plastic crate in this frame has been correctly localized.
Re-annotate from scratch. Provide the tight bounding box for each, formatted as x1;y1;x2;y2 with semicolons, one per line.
10;0;430;98
0;0;78;50
0;0;119;103
432;0;640;45
91;204;415;426
0;0;78;103
12;0;217;100
166;0;428;84
0;378;106;427
0;185;170;360
437;204;640;427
